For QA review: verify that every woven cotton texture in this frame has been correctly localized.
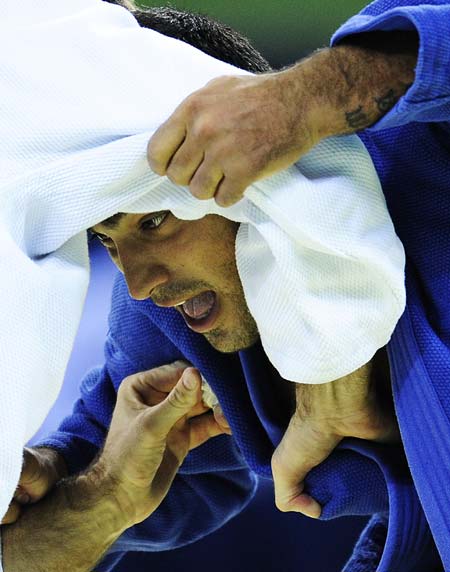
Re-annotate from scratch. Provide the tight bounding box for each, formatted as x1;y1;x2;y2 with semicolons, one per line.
0;0;405;519
37;276;433;571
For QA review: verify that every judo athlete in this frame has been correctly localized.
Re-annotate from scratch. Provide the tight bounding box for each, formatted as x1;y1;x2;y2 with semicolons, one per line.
148;0;450;569
0;1;436;572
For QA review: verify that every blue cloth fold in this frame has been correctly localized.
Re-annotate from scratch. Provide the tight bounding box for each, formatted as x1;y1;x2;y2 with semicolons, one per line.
37;1;450;570
332;0;450;569
38;276;438;572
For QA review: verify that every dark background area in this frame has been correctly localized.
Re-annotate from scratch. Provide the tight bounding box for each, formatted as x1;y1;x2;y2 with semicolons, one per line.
140;0;367;67
31;2;371;570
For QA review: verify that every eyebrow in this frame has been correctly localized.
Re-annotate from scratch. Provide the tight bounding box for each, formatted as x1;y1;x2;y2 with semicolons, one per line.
94;212;126;230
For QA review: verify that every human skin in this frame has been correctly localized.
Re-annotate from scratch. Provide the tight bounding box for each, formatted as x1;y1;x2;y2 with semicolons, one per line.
2;362;228;572
147;31;418;207
7;32;409;528
145;30;416;516
88;210;399;518
91;211;259;353
272;349;398;516
1;447;68;525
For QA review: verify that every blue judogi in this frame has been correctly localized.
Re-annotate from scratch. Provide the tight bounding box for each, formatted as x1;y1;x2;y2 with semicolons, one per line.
333;0;450;569
38;1;450;570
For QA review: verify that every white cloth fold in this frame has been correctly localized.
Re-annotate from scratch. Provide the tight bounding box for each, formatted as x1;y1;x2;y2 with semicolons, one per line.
0;0;405;519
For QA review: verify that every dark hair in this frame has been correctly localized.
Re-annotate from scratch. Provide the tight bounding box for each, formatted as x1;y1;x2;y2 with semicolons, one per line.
103;1;271;73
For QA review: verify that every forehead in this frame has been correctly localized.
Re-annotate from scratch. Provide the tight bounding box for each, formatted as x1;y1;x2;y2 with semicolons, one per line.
99;212;127;229
92;212;148;232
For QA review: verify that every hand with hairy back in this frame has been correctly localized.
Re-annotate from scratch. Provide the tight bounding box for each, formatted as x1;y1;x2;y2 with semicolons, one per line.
272;351;399;518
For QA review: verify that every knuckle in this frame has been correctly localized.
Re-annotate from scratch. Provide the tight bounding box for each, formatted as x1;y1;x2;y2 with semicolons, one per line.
147;145;163;173
166;162;191;186
216;191;238;208
117;375;133;396
119;371;148;397
190;178;215;200
184;92;202;115
191;118;215;141
206;75;235;89
270;452;285;477
274;499;289;513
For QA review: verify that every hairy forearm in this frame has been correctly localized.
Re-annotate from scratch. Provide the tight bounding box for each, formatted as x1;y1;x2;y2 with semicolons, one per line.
1;365;211;571
272;350;397;516
281;31;418;141
2;470;128;572
294;348;396;441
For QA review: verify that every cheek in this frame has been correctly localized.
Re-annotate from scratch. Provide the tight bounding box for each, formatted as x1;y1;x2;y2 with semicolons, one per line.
165;217;239;279
105;249;121;271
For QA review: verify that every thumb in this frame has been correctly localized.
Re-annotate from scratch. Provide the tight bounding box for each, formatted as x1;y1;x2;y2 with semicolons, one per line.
147;368;201;437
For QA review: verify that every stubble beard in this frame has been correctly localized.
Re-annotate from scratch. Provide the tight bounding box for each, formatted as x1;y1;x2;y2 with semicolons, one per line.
203;292;259;353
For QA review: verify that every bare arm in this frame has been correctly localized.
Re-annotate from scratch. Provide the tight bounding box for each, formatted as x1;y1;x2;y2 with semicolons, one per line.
271;349;399;517
2;363;226;571
297;31;418;137
2;470;128;572
148;31;418;206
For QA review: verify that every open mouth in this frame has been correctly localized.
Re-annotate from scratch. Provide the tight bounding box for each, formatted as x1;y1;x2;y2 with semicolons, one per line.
178;290;219;333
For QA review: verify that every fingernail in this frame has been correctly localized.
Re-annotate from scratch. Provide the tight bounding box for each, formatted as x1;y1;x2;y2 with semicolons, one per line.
182;371;198;390
16;493;30;504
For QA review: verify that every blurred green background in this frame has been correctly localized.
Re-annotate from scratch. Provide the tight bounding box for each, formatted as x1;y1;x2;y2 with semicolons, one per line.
137;0;367;66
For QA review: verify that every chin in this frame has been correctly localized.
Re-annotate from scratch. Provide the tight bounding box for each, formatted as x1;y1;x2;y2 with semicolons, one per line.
204;328;260;354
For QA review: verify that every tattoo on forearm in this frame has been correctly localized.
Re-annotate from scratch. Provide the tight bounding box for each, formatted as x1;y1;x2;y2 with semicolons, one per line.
345;105;369;129
374;88;397;113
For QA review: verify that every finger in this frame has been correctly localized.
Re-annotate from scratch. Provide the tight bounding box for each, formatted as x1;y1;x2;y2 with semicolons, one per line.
272;419;341;518
189;413;229;449
188;158;224;201
165;137;204;187
213;405;231;434
18;447;67;502
186;401;210;419
147;116;187;176
14;489;31;505
18;448;42;487
214;176;249;208
126;361;190;406
146;368;202;437
1;501;21;525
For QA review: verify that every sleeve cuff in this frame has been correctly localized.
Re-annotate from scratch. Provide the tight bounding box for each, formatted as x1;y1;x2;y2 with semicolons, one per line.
331;5;450;129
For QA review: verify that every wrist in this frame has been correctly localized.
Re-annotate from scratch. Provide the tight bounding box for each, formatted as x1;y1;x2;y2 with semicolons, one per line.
292;34;417;140
72;465;132;535
86;459;152;529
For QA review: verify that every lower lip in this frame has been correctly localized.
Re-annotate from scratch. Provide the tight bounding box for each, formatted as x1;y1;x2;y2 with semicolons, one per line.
180;294;220;333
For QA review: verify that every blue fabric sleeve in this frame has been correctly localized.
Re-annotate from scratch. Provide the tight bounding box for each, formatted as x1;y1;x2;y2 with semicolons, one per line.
331;0;450;128
36;351;256;555
35;280;257;554
34;365;116;474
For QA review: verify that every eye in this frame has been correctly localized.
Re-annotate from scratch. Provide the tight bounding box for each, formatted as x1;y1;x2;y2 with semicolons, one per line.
88;230;114;247
140;212;168;231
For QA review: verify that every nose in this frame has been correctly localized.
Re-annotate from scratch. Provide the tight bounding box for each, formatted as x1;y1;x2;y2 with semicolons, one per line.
118;248;169;301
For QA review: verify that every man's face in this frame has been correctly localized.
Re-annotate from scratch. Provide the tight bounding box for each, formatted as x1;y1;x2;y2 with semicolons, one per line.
90;211;259;352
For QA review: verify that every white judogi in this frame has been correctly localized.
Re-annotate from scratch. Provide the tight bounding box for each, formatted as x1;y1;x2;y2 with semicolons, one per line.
0;0;405;525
